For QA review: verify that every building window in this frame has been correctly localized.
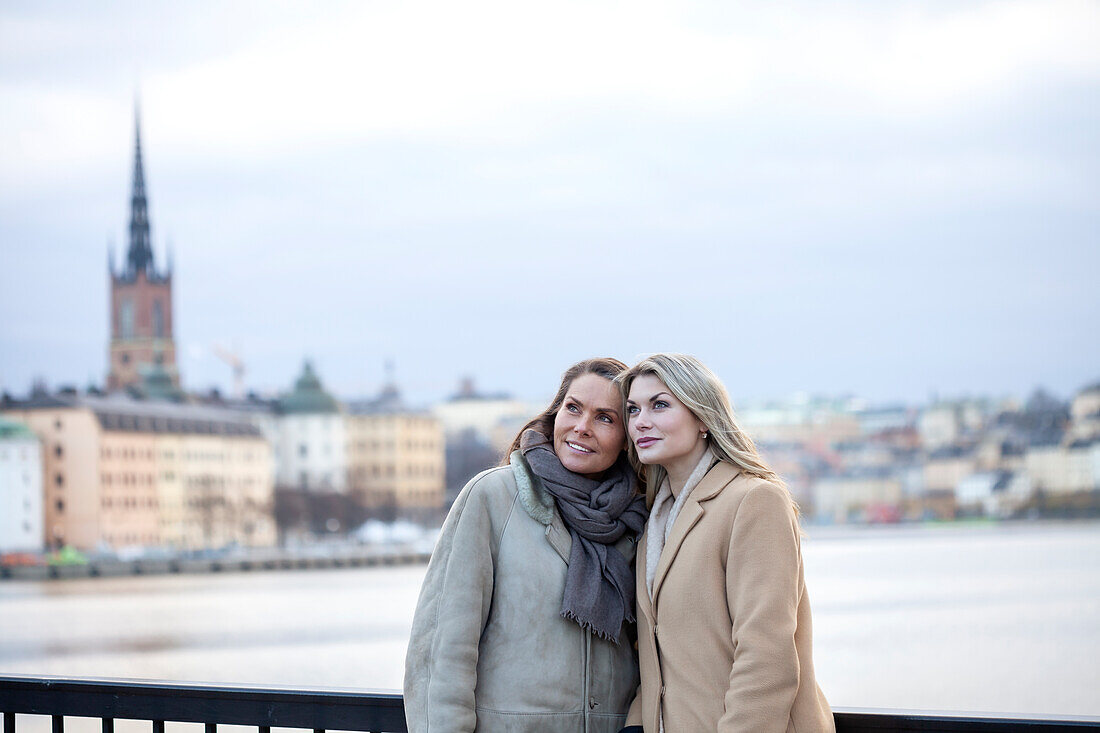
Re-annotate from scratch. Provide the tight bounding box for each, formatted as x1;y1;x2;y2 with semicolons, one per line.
299;444;308;458
55;473;64;487
153;300;165;338
120;298;135;339
56;499;64;513
55;445;63;458
55;419;63;430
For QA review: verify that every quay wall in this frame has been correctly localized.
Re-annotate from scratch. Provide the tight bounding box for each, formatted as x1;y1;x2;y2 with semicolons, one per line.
0;545;431;581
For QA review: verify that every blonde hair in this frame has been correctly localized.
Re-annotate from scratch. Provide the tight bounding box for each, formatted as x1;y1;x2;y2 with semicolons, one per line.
617;353;794;511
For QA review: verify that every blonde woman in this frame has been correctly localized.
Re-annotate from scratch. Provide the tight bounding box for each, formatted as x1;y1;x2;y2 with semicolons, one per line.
617;354;833;733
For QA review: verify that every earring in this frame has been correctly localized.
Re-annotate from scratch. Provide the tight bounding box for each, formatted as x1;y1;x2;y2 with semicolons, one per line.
701;431;708;440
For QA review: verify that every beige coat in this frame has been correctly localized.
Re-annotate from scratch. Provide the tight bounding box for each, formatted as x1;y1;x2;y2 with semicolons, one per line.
626;461;834;733
404;455;639;733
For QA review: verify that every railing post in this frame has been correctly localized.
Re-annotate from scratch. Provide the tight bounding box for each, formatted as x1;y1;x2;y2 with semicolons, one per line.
3;712;13;733
51;716;63;733
102;720;113;733
152;721;164;733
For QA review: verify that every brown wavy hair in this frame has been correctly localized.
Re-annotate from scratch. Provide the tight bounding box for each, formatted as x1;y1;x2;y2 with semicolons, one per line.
501;357;629;462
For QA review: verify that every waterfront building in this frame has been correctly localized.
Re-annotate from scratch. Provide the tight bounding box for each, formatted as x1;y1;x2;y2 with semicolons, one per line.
273;361;347;493
346;384;445;518
812;468;904;523
1025;441;1099;495
739;396;862;446
923;446;975;493
432;377;534;452
855;405;914;436
432;378;535;499
918;404;962;450
0;417;44;553
2;393;275;551
107;112;178;392
1069;383;1100;441
956;470;1031;517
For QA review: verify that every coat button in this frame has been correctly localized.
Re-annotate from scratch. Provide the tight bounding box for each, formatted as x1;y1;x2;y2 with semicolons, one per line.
588;696;598;709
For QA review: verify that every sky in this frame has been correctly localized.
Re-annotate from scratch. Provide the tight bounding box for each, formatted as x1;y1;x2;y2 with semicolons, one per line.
1;0;1098;408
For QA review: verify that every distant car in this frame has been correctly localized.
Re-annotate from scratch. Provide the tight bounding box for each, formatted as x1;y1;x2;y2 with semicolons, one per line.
865;503;902;524
0;552;45;567
47;546;88;566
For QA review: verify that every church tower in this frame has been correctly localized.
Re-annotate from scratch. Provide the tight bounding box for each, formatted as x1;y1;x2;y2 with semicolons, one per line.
107;109;179;391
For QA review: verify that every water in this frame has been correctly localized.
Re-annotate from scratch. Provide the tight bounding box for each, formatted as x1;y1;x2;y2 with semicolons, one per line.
2;522;1098;718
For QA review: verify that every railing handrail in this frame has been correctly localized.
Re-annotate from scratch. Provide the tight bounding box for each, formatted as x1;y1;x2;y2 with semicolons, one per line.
2;674;1099;732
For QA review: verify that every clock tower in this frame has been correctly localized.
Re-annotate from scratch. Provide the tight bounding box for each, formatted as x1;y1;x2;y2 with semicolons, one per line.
107;109;179;391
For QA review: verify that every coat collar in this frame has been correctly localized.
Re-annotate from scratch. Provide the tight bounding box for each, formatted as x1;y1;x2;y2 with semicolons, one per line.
511;450;572;563
649;460;740;605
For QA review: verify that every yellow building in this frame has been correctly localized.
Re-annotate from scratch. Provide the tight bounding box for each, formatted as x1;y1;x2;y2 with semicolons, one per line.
346;388;445;518
3;393;275;551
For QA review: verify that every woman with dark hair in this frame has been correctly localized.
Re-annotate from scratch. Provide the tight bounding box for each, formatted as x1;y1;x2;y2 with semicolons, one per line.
404;358;647;733
619;353;833;733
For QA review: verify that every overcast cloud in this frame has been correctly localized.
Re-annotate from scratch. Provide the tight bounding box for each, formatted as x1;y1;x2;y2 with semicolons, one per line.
1;0;1097;406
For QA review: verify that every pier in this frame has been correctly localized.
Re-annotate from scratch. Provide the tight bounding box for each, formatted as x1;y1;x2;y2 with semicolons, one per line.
0;546;432;582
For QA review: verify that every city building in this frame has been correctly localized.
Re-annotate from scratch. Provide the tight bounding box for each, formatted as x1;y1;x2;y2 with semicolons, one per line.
346;384;445;518
2;393;275;551
739;396;862;446
273;361;347;492
1025;441;1098;495
107;111;178;392
956;471;1031;517
0;416;44;553
812;468;904;523
433;377;535;498
432;377;535;451
1069;383;1100;441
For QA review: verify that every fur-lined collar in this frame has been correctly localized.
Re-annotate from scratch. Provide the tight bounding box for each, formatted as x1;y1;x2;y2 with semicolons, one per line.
510;450;555;525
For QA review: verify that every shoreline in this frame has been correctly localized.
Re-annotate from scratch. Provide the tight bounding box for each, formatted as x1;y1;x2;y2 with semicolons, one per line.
0;544;432;582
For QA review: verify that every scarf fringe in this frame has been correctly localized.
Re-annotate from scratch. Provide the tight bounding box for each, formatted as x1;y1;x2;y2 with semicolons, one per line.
560;608;625;644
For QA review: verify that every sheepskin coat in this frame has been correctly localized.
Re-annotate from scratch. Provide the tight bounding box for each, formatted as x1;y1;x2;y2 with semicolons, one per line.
404;454;639;733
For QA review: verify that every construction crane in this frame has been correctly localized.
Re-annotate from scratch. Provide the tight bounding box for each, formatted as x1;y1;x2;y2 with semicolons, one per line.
211;343;245;399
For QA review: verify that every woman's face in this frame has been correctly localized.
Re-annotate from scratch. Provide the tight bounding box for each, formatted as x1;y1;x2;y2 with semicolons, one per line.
626;373;708;469
552;373;626;478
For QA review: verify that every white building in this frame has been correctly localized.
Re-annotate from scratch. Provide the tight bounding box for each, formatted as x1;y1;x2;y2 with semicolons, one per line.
432;377;536;453
1025;442;1097;494
956;471;1031;517
0;416;44;552
919;405;961;450
274;361;347;492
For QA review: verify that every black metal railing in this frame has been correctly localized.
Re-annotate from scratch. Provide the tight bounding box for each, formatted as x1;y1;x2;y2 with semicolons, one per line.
2;675;1099;733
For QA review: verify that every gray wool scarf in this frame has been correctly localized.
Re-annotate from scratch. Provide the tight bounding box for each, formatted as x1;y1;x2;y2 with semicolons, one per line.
520;429;647;644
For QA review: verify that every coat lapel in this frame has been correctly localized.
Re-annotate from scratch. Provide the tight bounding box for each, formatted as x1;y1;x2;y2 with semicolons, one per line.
651;462;739;606
650;501;704;604
636;527;656;625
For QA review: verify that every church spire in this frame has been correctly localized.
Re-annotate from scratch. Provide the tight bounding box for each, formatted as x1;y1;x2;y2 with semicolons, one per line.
126;104;155;279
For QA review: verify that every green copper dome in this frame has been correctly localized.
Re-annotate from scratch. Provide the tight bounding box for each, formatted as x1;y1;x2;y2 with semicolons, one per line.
278;360;340;414
0;416;37;440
